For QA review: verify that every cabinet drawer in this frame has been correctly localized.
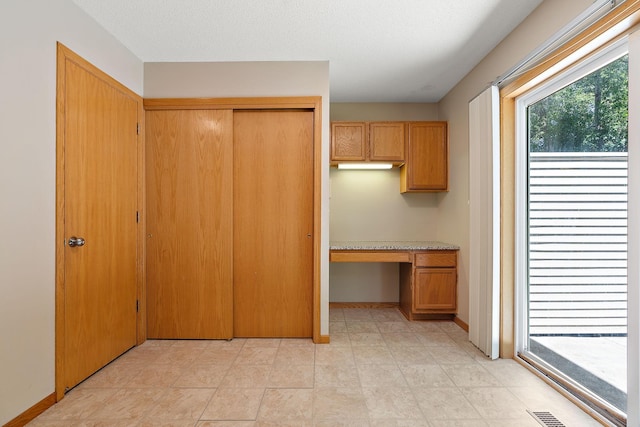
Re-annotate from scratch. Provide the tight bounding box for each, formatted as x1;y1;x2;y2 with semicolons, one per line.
414;251;457;267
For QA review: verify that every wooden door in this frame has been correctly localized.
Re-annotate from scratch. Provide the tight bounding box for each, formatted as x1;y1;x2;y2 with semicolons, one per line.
146;110;233;339
60;48;139;391
233;110;314;337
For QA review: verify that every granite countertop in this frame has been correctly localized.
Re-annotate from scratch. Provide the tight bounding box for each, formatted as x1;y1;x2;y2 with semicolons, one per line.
330;241;460;251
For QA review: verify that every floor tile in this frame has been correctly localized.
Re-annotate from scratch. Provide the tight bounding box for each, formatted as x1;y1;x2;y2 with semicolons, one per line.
382;332;422;347
362;387;423;419
219;365;272;388
147;388;214;420
315;345;355;365
235;347;278;365
268;364;314;388
389;346;437;365
154;346;204;366
412;387;481;421
440;364;503;387
196;421;256;427
35;388;117;421
257;388;313;421
400;364;456;388
196;348;241;365
124;364;184;388
200;388;264;420
274;345;315;365
313;387;368;420
349;332;385;347
357;364;408;387
87;388;164;421
197;421;255;426
27;308;605;427
173;363;228;388
352;345;395;365
459;386;530;419
314;364;360;387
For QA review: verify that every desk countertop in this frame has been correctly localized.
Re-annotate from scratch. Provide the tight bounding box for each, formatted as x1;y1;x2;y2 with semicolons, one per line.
330;241;460;251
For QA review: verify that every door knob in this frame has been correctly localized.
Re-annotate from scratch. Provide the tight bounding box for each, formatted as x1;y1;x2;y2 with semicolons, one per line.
68;236;85;247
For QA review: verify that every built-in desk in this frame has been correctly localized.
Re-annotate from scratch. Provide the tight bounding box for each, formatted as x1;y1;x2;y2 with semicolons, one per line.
330;241;460;321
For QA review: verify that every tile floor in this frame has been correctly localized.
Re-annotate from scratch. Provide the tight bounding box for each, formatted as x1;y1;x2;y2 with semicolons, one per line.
29;308;604;426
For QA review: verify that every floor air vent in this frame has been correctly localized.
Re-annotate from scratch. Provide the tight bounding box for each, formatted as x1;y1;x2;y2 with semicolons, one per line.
528;410;566;427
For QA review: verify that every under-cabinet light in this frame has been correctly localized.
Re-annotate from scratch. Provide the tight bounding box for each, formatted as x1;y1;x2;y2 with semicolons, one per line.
337;163;393;170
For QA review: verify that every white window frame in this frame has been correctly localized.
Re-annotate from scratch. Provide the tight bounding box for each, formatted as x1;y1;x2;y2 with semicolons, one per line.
514;39;629;420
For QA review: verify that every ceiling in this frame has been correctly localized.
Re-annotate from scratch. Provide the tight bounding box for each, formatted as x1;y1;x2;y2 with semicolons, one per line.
73;0;543;102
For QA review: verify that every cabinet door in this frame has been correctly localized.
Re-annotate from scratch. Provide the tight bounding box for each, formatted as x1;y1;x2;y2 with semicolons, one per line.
331;122;366;161
401;122;448;192
413;268;457;312
369;122;405;162
146;109;234;339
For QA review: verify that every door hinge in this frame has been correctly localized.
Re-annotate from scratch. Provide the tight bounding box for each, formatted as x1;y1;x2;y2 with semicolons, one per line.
136;300;139;312
136;211;139;223
136;123;140;135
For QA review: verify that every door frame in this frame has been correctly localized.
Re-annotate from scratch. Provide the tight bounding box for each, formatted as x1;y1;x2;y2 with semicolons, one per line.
55;43;145;400
144;96;323;343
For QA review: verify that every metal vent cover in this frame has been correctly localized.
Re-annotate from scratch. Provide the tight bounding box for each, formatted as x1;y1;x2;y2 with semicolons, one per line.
528;410;566;427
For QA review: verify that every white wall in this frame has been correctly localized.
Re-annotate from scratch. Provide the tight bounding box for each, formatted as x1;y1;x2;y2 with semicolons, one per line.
144;61;331;335
0;1;143;424
329;103;440;302
438;0;593;324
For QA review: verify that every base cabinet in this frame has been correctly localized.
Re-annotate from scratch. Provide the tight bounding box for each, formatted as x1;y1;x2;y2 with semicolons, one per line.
399;250;457;320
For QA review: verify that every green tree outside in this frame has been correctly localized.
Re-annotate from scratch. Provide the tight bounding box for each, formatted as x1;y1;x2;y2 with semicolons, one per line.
528;54;628;153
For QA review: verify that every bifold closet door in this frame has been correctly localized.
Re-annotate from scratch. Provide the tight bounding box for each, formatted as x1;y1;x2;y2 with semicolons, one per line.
146;109;233;339
233;110;314;337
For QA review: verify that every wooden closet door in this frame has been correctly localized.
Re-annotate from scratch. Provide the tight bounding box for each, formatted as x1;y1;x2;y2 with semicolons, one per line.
146;109;233;339
233;110;314;337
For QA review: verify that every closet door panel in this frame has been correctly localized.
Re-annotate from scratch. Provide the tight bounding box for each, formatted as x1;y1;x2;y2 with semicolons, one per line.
233;110;314;337
146;109;233;339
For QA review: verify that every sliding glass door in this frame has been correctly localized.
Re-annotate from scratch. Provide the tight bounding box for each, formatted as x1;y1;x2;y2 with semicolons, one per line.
516;43;628;424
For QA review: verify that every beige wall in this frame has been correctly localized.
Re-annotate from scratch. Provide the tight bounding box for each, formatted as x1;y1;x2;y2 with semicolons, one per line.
329;103;440;301
438;0;593;324
144;61;331;334
0;0;143;424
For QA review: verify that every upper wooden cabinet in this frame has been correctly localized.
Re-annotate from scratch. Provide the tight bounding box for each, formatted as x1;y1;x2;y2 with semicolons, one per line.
331;120;448;193
331;122;367;161
331;121;405;164
400;121;448;192
369;122;405;162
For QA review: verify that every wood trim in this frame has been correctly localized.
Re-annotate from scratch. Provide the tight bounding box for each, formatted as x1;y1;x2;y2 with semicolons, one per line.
453;316;469;332
501;0;640;98
143;96;321;110
55;43;144;400
329;302;400;309
3;392;56;427
136;94;146;345
498;2;640;359
500;96;516;360
312;97;323;345
316;335;331;344
54;42;67;403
